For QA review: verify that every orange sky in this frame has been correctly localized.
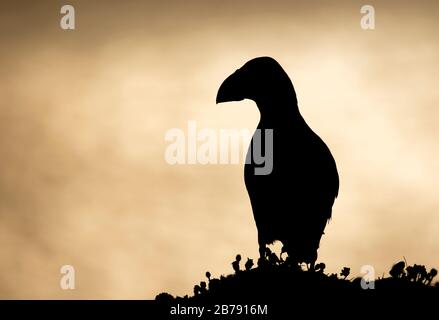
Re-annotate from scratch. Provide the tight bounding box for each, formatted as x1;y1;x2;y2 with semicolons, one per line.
0;0;438;298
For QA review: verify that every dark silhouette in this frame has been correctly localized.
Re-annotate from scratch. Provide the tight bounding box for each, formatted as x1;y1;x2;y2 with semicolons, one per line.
340;267;351;279
232;254;242;273
390;261;406;278
155;253;439;303
154;59;438;316
245;258;254;271
216;57;339;268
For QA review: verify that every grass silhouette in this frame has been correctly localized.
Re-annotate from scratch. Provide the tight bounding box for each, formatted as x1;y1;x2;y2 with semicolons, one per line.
156;248;438;303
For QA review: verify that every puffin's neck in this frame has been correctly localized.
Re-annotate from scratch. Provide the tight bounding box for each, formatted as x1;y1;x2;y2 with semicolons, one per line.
256;94;303;128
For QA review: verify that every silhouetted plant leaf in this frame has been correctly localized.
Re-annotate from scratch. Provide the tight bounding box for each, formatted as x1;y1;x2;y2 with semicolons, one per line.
245;258;254;271
390;261;405;279
341;267;350;279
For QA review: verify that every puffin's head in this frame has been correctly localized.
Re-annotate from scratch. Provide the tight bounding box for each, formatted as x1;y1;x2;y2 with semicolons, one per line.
216;57;297;107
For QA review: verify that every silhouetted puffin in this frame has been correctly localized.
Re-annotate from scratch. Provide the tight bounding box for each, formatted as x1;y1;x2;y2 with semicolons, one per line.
216;57;339;268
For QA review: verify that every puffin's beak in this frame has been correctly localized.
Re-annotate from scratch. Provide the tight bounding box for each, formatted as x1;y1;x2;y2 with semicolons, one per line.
216;71;244;104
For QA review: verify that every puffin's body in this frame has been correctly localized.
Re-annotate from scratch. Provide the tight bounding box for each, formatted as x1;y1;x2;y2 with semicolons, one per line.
217;57;339;267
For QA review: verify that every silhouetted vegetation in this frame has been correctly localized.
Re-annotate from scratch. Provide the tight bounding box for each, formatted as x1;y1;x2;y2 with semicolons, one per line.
156;249;438;303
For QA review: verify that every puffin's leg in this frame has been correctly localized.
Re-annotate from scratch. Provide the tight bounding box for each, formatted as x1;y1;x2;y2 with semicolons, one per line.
307;250;317;271
259;244;266;260
286;247;302;269
307;261;315;271
257;232;266;259
257;235;267;267
257;245;267;267
280;242;290;262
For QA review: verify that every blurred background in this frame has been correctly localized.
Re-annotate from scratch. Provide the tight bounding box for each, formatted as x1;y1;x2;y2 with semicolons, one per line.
0;0;438;298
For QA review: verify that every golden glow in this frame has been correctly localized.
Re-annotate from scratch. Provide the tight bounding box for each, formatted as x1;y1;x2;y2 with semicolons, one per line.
0;0;438;298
